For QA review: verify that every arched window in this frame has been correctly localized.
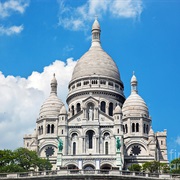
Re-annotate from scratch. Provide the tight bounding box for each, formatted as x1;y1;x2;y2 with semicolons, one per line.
125;124;128;133
72;105;74;116
47;124;50;134
136;123;139;132
143;124;146;133
51;124;54;134
105;142;108;155
146;125;149;134
117;129;119;134
108;102;113;116
38;126;41;135
86;130;94;149
100;101;106;113
62;129;63;134
73;142;76;155
132;123;134;132
77;103;81;113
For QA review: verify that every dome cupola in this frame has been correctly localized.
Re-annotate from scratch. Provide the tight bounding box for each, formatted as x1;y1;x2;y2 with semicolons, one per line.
122;73;149;117
114;105;122;114
67;19;125;106
38;74;64;120
70;19;121;82
60;105;67;115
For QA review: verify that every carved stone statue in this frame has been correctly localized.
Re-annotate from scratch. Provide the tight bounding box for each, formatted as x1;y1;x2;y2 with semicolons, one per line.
88;106;94;120
57;137;63;152
116;137;121;151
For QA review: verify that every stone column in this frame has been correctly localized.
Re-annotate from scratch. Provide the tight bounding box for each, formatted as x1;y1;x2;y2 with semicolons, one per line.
43;120;46;136
96;137;99;153
100;137;104;154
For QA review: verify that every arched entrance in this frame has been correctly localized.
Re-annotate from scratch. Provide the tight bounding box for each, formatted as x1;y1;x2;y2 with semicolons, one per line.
100;164;112;174
83;164;95;174
67;164;79;174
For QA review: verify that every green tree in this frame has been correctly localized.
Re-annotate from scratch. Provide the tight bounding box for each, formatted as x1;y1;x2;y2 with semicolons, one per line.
0;149;14;167
35;158;52;171
0;148;52;173
160;163;170;173
14;148;39;171
142;161;160;173
170;158;180;174
128;164;141;172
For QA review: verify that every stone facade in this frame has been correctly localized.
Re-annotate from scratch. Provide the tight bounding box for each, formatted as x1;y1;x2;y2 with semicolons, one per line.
24;19;168;170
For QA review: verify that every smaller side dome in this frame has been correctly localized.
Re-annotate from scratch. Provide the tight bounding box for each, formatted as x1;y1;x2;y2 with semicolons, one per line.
38;74;64;120
114;105;122;114
60;105;67;115
122;73;149;117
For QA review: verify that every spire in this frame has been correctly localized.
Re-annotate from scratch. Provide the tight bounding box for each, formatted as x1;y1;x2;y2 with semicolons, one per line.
131;71;138;94
91;17;101;47
50;73;57;94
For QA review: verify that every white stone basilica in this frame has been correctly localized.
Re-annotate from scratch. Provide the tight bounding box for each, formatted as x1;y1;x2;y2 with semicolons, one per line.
24;19;168;170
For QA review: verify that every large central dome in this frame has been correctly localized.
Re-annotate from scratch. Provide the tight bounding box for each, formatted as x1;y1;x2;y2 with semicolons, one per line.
71;19;121;82
72;46;120;81
67;19;125;105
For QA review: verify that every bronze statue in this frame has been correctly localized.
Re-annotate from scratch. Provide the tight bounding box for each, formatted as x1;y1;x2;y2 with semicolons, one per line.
57;137;63;152
116;137;121;151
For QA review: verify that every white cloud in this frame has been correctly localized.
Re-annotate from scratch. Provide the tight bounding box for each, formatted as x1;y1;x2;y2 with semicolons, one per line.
0;0;29;36
110;0;143;19
0;25;24;35
0;0;29;18
176;136;180;146
0;58;77;150
58;0;143;31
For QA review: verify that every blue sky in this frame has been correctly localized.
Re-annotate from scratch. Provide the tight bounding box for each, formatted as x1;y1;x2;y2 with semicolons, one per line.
0;0;180;161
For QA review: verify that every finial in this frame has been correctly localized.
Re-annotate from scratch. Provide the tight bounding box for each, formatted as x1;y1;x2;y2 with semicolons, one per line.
91;16;101;48
133;71;135;75
131;72;138;94
51;73;57;94
53;73;55;77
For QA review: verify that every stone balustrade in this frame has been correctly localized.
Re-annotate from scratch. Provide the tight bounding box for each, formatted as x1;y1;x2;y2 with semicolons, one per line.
0;169;178;180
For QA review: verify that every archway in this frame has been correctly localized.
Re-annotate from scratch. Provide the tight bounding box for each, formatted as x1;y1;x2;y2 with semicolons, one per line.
100;164;112;174
83;164;95;174
67;164;79;174
86;130;95;149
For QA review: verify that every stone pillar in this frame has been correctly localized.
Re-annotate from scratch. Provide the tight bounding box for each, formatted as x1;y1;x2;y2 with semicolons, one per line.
43;120;46;136
95;107;98;119
56;152;62;168
82;137;85;153
101;137;104;154
96;137;99;153
78;159;83;169
95;159;100;170
116;150;122;170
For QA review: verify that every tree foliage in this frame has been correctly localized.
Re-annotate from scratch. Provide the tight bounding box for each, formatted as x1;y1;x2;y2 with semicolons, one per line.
0;148;52;173
128;164;141;172
170;158;180;174
142;161;160;173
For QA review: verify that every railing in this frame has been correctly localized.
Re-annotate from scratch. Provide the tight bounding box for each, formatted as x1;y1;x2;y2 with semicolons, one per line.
0;169;177;179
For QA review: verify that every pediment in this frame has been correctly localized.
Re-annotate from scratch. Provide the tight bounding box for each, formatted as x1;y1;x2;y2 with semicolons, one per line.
68;110;83;125
82;96;99;107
